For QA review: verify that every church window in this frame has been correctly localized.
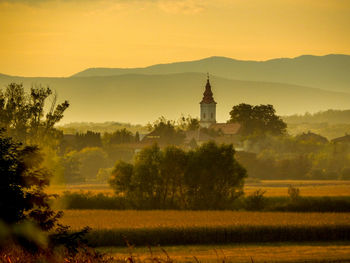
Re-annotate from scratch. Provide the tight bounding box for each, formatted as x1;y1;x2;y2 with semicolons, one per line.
203;113;206;119
211;112;213;119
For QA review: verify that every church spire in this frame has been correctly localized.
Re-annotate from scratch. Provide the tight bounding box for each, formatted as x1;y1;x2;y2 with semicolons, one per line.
200;73;216;104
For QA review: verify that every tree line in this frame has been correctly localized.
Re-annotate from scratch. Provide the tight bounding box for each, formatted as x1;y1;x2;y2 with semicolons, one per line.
109;142;246;209
2;82;350;185
283;109;350;124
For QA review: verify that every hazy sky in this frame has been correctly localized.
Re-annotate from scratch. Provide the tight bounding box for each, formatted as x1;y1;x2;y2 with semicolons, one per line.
1;0;350;77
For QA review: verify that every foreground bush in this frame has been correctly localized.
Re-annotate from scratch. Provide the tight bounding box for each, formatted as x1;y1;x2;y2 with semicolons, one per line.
270;196;350;212
0;130;62;230
0;244;112;263
0;131;109;261
59;192;129;210
244;190;267;211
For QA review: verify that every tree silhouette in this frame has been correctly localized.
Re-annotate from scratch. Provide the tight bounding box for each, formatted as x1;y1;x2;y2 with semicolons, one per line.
229;103;286;136
110;142;246;209
0;130;61;230
0;83;69;145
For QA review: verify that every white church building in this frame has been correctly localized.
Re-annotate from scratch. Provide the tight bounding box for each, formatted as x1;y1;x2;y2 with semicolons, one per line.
198;74;241;139
199;74;217;128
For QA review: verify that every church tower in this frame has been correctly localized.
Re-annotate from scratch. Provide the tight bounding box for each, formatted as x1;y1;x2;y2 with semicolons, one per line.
200;74;216;128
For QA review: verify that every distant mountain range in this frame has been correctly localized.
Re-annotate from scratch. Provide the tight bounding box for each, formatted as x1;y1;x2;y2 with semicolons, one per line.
72;54;350;93
0;54;349;124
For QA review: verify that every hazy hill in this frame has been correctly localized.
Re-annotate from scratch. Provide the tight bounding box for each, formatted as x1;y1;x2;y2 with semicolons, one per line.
1;73;350;124
72;54;350;93
284;109;350;124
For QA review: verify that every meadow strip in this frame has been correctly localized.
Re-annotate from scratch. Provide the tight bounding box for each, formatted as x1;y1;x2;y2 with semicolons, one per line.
60;210;350;246
60;210;350;229
47;180;350;197
56;192;350;211
101;243;350;263
85;225;350;247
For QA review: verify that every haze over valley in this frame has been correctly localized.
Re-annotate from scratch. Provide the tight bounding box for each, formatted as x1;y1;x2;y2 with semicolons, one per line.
1;54;350;124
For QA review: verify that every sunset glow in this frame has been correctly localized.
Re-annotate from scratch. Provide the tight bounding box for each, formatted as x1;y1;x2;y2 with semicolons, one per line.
1;0;350;77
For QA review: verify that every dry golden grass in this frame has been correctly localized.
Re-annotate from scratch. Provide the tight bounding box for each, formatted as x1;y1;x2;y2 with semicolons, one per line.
104;243;350;263
48;180;350;197
60;210;350;230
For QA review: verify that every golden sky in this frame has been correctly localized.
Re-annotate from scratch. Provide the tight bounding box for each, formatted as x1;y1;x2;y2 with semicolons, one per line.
1;0;350;77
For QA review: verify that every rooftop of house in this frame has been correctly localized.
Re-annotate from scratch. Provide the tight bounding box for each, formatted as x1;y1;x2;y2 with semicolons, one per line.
296;131;328;143
331;134;350;143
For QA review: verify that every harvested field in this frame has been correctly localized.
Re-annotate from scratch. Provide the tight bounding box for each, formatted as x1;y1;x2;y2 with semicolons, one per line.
61;210;350;230
59;210;350;246
101;242;350;263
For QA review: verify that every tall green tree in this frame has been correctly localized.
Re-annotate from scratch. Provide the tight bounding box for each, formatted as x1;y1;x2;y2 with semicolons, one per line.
229;103;286;136
185;141;246;209
0;83;69;145
178;115;200;131
109;142;246;209
74;147;109;181
147;117;185;145
109;161;134;196
160;146;188;207
75;131;102;150
0;130;62;230
61;151;84;183
103;128;135;145
110;144;186;208
131;144;163;207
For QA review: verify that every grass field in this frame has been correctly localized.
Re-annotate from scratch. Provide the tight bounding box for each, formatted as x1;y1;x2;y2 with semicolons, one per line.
100;242;350;263
61;210;350;230
59;210;350;247
48;180;350;197
53;182;350;260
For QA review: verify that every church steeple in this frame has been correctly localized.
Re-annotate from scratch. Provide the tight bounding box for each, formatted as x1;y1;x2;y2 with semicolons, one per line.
200;73;216;104
199;73;217;127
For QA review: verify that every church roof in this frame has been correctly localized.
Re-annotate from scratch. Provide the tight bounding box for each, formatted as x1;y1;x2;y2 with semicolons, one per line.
200;75;216;104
